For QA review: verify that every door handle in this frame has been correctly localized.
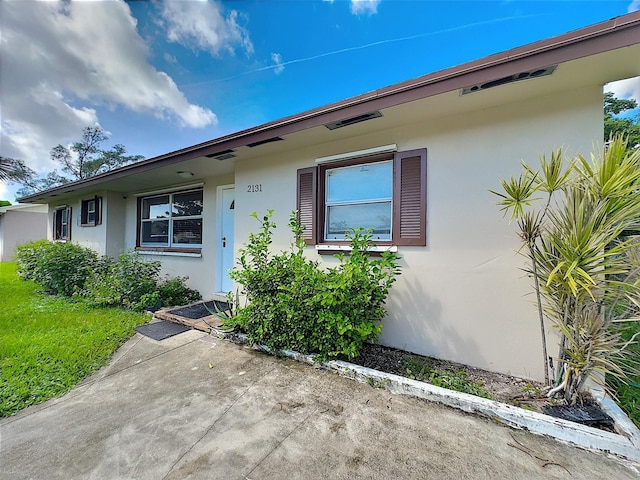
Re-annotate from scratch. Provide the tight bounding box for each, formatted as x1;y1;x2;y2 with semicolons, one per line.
222;237;226;247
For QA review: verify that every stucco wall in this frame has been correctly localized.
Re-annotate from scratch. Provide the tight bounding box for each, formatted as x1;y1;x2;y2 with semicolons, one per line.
232;85;603;380
50;192;111;255
0;206;48;261
124;174;234;295
105;192;126;258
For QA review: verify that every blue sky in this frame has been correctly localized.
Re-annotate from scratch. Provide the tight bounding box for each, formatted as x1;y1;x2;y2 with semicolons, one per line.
1;0;639;202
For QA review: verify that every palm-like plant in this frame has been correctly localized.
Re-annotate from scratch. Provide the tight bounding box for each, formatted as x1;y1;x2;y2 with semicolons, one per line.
0;156;34;185
490;149;571;386
0;157;19;183
492;135;640;403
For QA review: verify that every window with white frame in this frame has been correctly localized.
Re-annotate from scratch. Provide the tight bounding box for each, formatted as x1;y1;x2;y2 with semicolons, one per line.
139;189;203;248
325;160;393;240
81;196;102;226
53;206;71;241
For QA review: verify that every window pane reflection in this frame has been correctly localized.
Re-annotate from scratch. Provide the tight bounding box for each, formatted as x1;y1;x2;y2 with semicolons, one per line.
173;219;203;244
326;202;391;240
326;161;392;203
143;195;170;219
173;191;203;217
142;220;169;244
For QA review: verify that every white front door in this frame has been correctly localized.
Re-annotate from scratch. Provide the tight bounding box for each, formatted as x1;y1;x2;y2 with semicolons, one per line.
219;186;235;292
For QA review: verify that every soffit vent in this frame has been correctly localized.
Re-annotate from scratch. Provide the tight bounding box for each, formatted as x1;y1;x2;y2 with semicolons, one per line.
325;111;383;130
206;149;236;161
247;137;284;148
461;65;558;95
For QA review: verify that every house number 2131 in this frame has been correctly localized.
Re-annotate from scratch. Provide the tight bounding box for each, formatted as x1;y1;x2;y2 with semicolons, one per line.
247;184;262;193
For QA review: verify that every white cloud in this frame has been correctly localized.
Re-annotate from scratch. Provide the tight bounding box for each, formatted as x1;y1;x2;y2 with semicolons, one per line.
605;77;640;104
271;53;285;75
0;183;10;202
164;52;178;64
160;0;253;56
0;1;216;172
351;0;380;15
629;1;640;13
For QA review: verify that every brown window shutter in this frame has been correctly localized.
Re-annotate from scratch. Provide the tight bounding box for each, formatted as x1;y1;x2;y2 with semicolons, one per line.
54;210;61;239
95;196;102;225
66;206;72;240
297;166;317;245
393;149;427;246
136;196;142;248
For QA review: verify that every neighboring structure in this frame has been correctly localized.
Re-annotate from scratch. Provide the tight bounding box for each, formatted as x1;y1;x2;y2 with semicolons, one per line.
18;12;640;380
0;204;48;262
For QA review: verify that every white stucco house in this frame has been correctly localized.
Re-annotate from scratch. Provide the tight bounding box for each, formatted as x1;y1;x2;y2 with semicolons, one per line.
19;12;640;380
0;203;48;262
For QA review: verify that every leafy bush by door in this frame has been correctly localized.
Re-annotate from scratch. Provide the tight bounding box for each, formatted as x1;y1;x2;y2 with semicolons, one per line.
228;211;401;360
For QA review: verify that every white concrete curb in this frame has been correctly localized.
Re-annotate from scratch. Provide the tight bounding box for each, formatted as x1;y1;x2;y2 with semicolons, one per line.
327;360;640;463
590;383;640;447
211;329;640;463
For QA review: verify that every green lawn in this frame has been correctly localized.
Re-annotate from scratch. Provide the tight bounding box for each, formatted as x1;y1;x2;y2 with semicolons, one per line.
612;322;640;428
0;262;148;417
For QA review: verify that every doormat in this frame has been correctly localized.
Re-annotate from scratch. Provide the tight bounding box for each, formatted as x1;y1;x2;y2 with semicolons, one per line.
168;301;229;320
135;320;191;341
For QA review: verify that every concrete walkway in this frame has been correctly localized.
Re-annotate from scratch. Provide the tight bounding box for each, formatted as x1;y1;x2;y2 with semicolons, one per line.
1;330;638;480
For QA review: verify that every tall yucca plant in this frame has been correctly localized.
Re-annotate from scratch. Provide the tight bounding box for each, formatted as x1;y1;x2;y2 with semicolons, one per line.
492;135;640;403
490;149;570;385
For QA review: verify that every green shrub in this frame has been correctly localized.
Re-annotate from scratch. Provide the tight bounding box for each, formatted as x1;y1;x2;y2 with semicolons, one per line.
158;277;201;307
229;210;401;360
15;240;50;281
138;292;162;311
82;251;201;310
82;251;160;309
113;251;161;309
16;242;202;311
82;268;120;307
15;240;99;296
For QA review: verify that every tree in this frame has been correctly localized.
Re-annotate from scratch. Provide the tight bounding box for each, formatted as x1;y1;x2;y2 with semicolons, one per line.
0;156;35;184
604;92;640;149
16;171;70;198
15;126;144;197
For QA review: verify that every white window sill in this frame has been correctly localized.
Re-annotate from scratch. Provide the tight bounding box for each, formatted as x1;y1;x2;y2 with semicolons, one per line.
315;245;398;253
137;250;202;258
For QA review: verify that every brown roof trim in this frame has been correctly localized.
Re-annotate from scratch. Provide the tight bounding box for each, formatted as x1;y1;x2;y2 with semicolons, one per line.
19;11;640;203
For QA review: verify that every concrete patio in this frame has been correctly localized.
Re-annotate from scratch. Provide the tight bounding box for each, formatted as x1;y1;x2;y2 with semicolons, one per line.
1;329;638;479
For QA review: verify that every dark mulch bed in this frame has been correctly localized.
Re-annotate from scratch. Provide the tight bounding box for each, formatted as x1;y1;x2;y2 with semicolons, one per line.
349;343;613;430
350;343;545;405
